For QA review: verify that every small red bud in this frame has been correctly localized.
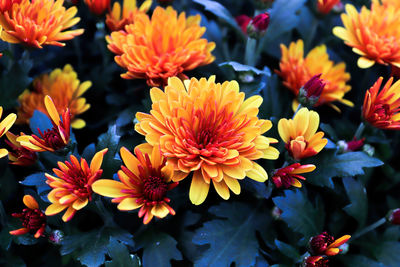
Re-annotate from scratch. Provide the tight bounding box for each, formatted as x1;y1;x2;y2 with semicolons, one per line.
235;15;252;34
388;208;400;225
247;13;270;39
298;74;326;107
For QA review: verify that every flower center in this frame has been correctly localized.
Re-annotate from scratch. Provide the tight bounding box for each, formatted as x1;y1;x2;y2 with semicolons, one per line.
143;175;168;201
64;167;93;199
374;103;392;120
309;232;334;255
21;208;46;231
40;126;66;150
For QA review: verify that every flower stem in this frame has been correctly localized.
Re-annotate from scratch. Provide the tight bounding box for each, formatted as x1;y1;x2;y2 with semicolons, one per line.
354;122;365;140
351;217;387;240
244;37;257;66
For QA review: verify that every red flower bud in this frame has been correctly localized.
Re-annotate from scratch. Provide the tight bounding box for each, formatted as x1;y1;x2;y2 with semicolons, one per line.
235;15;252;34
309;232;351;256
346;137;364;151
247;12;270;39
298;74;326;107
388;208;400;225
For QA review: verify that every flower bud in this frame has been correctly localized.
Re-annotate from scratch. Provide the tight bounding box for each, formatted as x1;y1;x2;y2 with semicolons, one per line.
309;232;334;255
302;256;329;267
247;13;270;39
271;206;282;220
298;74;325;107
346;138;364;151
236;15;252;34
387;208;400;225
49;230;64;244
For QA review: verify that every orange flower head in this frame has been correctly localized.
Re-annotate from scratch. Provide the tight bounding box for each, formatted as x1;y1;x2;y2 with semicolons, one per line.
105;0;152;32
272;163;315;189
276;39;352;111
309;232;351;256
45;148;108;222
10;195;46;238
333;2;400;69
17;96;71;152
362;77;400;130
0;106;17;159
317;0;341;14
17;64;91;129
5;132;37;166
106;6;216;87
92;145;178;224
278;108;327;160
135;76;280;205
84;0;110;15
0;0;84;48
0;0;21;12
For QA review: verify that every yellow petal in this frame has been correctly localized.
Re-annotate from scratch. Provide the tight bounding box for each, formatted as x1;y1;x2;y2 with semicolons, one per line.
213;179;230;200
23;195;39;210
0;148;8;158
45;203;68;216
72;198;89;210
44;96;60;126
224;175;241;195
246;162;268;182
151;203;170;218
90;148;108;173
189;171;210;205
71;119;86;129
357;57;375;69
117;198;142;210
92;179;130;197
62;206;76;222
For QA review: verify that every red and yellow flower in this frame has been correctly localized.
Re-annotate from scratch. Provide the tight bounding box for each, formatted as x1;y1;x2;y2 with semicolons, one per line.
0;0;22;12
135;76;279;205
84;0;110;15
317;0;341;15
45;149;108;222
0;0;84;48
10;195;46;238
92;145;178;224
303;256;329;267
17;64;91;129
105;0;152;32
333;2;400;69
5;132;37;166
106;6;215;87
309;232;351;256
362;77;400;130
272;163;316;189
276;39;352;111
17;96;71;152
0;106;17;158
278;108;327;160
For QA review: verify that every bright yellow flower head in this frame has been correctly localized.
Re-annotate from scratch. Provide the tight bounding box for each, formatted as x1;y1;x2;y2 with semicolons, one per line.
0;106;17;158
135;76;279;205
17;64;91;129
106;6;216;87
0;0;84;48
276;40;352;112
333;2;400;69
106;0;152;32
278;108;327;160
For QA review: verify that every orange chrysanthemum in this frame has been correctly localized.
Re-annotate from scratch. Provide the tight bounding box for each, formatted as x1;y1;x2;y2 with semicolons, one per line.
106;6;216;87
92;145;178;224
276;39;353;111
135;76;279;205
0;0;21;12
45;149;108;222
0;0;84;48
17;96;71;152
105;0;152;32
362;77;400;130
278;108;327;160
17;64;91;129
317;0;341;14
84;0;110;15
0;106;17;158
333;2;400;69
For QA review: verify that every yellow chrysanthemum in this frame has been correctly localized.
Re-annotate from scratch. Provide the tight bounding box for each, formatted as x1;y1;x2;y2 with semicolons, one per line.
0;0;84;48
105;0;152;32
0;106;17;158
106;6;216;87
278;108;327;160
276;39;353;111
17;64;91;129
135;76;279;205
333;1;400;69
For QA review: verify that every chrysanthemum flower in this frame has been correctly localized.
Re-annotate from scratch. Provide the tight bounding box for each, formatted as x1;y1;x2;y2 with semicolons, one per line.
333;2;400;69
17;64;91;129
0;0;84;48
17;96;71;152
272;163;315;189
0;106;17;158
10;195;46;238
135;76;280;205
278;108;327;160
362;77;400;130
105;0;152;32
92;145;178;224
45;149;108;222
5;132;37;166
0;0;21;12
84;0;110;15
317;0;341;14
106;6;216;87
276;40;352;111
309;232;351;256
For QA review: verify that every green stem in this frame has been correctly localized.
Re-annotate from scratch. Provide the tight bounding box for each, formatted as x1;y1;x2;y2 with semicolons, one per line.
354;122;365;140
244;37;257;66
351;217;387;240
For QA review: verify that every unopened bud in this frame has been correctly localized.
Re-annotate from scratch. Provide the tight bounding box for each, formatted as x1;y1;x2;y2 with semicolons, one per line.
49;230;64;244
271;206;282;220
362;144;375;157
247;13;270;39
387;208;400;225
298;74;325;107
236;15;252;34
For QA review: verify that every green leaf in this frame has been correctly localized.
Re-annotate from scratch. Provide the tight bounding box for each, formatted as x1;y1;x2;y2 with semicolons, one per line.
342;255;384;267
20;172;51;197
273;190;324;239
304;151;384;188
105;238;140;267
192;202;271;267
219;61;271;76
343;177;368;228
29;110;53;136
96;125;121;178
374;241;400;267
274;239;300;261
135;230;182;267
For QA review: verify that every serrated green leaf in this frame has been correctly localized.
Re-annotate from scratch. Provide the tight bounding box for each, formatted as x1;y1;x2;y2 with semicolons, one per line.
105;238;139;267
192;202;271;267
20;172;50;197
96;125;121;178
343;177;368;228
274;239;300;261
